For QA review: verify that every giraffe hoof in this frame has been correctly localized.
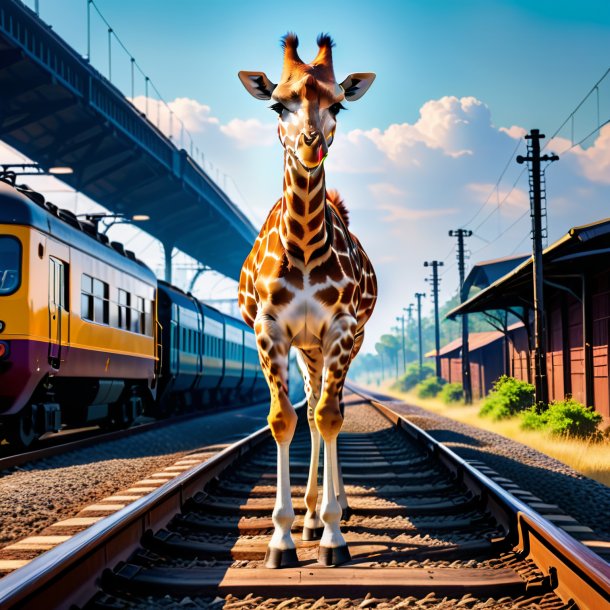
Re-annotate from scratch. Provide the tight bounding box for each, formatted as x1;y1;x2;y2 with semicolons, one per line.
318;544;351;567
341;506;352;521
302;526;324;541
265;546;299;569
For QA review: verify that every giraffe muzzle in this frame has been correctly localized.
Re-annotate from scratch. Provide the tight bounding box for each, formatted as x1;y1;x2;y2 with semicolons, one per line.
296;132;328;171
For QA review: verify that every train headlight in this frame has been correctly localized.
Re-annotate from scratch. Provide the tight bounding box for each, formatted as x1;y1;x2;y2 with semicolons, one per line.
0;320;4;333
0;341;8;359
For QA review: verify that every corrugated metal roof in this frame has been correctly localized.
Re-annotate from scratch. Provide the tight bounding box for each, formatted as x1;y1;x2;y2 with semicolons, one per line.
425;326;526;358
463;254;529;297
446;217;610;319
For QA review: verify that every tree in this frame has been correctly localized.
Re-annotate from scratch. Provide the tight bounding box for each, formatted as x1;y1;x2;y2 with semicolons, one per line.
379;334;402;378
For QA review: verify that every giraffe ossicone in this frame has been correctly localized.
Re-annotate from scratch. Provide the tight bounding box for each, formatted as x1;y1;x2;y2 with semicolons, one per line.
237;32;378;568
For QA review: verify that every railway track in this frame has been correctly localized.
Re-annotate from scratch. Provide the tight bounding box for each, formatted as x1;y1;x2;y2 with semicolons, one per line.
0;390;608;609
0;405;261;472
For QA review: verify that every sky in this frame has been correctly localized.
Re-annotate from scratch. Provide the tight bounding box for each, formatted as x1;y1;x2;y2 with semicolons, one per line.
4;0;610;353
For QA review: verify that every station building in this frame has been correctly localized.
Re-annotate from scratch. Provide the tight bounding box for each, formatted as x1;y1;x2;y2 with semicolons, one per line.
443;218;610;420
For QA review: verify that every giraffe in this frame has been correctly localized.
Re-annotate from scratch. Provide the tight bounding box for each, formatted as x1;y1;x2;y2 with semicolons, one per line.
237;33;377;568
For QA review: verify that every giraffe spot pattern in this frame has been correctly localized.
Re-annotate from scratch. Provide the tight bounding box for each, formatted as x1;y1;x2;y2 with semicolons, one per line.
314;285;340;306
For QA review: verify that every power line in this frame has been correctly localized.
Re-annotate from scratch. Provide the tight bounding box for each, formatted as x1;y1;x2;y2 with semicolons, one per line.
461;136;524;229
471;66;609;245
472;166;528;233
554;119;610;156
543;67;610;149
470;208;530;257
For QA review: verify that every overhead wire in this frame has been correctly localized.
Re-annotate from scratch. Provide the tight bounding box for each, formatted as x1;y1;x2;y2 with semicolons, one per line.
542;67;610;150
460;136;524;230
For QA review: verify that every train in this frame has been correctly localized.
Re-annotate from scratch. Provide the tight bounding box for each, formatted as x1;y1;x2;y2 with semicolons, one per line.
0;173;297;447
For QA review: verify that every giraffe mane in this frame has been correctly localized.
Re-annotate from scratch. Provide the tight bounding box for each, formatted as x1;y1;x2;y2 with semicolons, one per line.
327;189;350;227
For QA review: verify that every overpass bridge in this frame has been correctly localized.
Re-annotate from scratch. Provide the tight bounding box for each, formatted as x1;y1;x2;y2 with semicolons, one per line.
0;0;258;282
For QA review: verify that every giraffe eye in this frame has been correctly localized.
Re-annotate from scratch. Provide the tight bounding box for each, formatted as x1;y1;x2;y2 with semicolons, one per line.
270;102;287;115
329;103;346;116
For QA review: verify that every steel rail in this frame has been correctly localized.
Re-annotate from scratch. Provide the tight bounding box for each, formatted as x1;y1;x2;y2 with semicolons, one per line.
348;383;610;610
0;402;266;471
1;388;609;609
0;406;290;610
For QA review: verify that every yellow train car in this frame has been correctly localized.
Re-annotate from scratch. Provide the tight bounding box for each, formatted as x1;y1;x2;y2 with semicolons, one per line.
0;177;158;446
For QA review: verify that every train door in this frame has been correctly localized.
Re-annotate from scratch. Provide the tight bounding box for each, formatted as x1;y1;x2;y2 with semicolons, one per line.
48;254;69;368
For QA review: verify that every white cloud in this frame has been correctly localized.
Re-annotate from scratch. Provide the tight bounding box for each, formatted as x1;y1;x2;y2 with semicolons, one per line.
571;124;610;185
466;182;530;211
377;202;458;222
129;96;219;143
500;125;527;139
220;118;276;148
359;96;491;162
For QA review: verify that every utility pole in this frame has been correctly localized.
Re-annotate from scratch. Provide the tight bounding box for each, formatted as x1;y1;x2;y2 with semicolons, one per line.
396;314;407;374
414;293;426;380
517;129;558;406
449;229;473;403
391;326;401;378
404;304;415;364
424;261;444;378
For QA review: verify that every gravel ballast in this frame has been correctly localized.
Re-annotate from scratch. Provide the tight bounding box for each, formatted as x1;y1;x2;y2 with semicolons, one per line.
0;402;270;548
372;392;610;543
1;387;609;564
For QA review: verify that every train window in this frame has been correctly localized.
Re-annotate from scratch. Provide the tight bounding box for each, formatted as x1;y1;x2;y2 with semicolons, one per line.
49;258;68;310
145;299;153;337
118;289;131;330
131;296;146;334
81;274;93;321
93;278;109;324
0;236;21;296
81;275;109;324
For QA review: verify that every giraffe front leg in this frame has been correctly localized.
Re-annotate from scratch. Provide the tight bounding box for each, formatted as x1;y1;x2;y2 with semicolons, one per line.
297;348;325;541
315;314;356;566
332;425;349;516
255;316;298;569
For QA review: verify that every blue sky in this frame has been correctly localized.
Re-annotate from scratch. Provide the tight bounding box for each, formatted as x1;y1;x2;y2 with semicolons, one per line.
7;0;610;353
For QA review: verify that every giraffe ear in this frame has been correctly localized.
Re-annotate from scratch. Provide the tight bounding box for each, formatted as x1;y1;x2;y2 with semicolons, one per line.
340;73;376;101
238;71;277;100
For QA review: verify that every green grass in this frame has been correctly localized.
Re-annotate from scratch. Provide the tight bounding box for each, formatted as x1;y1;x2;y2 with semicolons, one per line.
369;380;610;488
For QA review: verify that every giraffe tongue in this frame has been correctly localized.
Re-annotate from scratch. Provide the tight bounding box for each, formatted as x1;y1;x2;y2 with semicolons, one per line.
317;146;324;163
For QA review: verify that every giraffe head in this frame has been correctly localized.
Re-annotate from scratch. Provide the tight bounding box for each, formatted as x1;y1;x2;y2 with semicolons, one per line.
239;33;375;172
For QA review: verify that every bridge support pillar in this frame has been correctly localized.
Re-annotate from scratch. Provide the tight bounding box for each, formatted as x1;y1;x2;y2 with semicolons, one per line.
163;242;174;284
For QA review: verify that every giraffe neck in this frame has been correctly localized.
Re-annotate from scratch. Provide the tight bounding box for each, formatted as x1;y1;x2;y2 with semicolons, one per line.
280;153;330;266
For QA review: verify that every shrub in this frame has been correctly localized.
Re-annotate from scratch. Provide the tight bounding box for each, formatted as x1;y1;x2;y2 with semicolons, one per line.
520;405;548;430
392;361;435;392
480;375;534;420
416;376;446;398
521;398;603;439
546;398;602;439
440;382;464;404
